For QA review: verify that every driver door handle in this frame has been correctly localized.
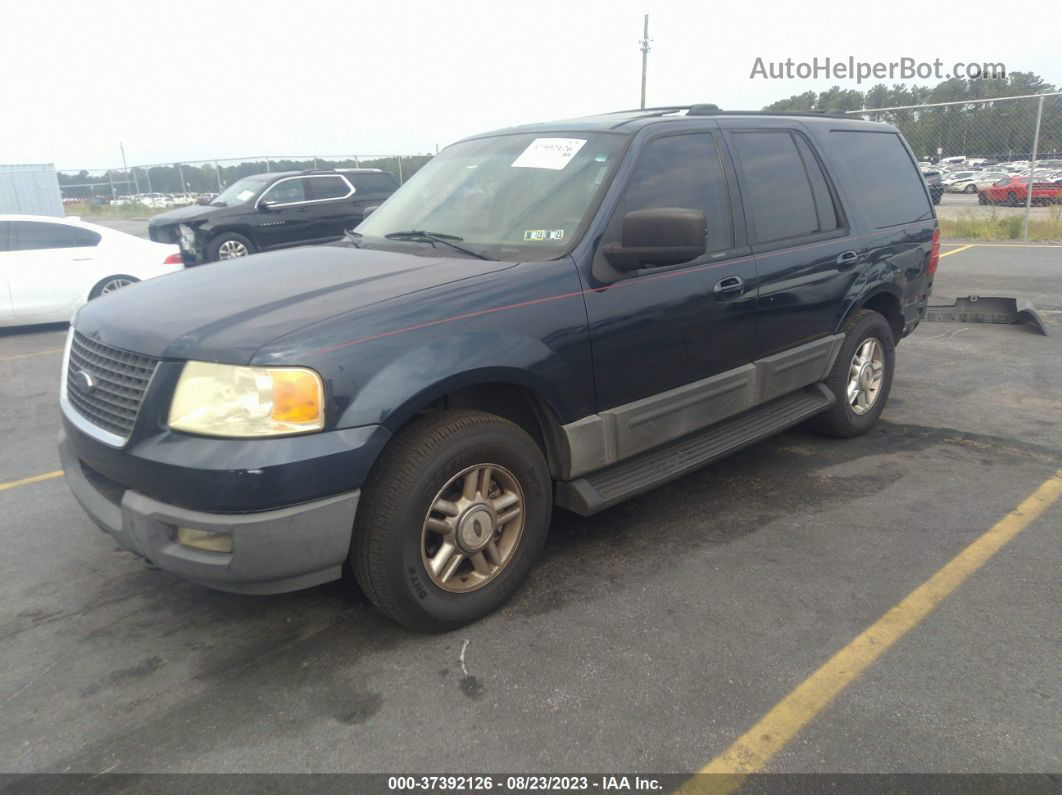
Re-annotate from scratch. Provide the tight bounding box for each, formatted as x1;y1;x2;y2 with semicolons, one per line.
713;275;744;298
837;250;860;267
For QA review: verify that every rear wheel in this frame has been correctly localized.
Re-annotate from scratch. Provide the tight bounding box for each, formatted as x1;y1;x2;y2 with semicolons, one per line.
89;274;139;299
1007;191;1018;206
208;232;255;261
978;193;988;205
809;309;895;438
352;410;551;632
964;183;977;193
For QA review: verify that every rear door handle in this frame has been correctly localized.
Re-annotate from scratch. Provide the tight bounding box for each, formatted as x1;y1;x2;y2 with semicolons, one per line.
837;250;860;267
713;275;744;298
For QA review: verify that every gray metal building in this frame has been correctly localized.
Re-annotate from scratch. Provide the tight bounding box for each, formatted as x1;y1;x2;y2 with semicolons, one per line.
0;163;64;217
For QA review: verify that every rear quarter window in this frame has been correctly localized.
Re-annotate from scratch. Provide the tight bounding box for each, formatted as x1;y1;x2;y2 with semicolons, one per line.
829;131;932;228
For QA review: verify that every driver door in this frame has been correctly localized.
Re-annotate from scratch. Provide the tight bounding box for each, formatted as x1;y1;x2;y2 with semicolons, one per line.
253;177;316;249
583;130;758;414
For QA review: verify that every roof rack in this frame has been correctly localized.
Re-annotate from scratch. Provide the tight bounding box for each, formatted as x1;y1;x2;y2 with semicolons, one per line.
606;105;855;120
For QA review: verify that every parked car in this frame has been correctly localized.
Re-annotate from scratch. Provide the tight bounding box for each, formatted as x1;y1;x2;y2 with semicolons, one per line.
923;170;945;204
0;215;182;327
59;107;937;630
147;169;400;264
947;172;1008;194
979;176;1062;206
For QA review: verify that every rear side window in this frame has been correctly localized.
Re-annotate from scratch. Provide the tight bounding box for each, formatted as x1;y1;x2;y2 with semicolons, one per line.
308;175;353;201
11;221;99;250
829;131;932;228
352;173;399;193
731;131;839;244
617;132;734;252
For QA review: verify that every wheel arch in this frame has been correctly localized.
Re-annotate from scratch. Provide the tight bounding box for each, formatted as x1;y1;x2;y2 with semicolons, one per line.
843;287;904;343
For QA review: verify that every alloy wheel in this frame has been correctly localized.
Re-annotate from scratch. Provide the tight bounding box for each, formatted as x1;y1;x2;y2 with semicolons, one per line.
847;337;885;415
420;463;525;593
217;240;249;259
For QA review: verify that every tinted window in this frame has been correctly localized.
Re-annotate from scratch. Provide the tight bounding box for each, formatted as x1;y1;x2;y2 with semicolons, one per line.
12;221;98;250
261;178;307;204
0;222;10;252
829;131;932;228
617;132;734;251
352;173;399;193
308;176;352;201
732;131;836;243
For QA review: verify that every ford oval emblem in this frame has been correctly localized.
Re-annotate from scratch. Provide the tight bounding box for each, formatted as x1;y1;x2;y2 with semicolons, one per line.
73;370;96;395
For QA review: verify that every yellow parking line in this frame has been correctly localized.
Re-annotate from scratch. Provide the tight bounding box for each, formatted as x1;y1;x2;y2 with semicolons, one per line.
939;244;975;258
0;348;64;363
682;469;1062;793
0;471;64;492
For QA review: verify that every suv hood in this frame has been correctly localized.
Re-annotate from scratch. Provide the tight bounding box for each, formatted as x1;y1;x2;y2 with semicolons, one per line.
74;245;515;362
148;204;222;226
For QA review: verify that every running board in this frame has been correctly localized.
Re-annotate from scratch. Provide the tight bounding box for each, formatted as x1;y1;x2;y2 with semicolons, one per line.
555;383;834;516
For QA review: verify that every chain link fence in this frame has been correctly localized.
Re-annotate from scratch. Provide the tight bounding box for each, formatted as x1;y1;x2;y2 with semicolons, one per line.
847;92;1062;240
57;154;433;218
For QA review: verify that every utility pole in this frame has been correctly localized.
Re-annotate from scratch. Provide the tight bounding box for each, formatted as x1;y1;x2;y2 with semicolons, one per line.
120;142;138;196
639;14;651;110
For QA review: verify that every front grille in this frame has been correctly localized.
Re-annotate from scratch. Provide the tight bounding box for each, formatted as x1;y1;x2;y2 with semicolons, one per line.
66;332;159;440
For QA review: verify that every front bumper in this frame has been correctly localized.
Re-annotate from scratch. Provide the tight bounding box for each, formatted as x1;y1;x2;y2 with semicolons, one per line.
59;429;360;594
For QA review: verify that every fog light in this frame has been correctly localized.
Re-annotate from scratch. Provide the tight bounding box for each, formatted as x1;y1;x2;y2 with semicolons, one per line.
177;527;233;553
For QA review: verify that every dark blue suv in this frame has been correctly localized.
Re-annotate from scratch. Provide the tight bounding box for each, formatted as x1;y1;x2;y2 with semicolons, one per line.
59;106;938;630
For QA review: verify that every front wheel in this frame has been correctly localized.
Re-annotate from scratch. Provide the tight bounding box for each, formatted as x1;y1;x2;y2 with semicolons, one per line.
352;410;552;631
809;309;895;438
208;232;255;261
964;183;977;194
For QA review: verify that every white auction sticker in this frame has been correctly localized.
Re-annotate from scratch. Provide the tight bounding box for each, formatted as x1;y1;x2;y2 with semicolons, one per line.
511;138;587;170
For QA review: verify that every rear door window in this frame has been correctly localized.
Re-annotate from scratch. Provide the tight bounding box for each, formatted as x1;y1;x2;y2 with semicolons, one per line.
11;221;92;250
307;175;353;201
352;173;399;194
829;131;932;228
730;131;839;244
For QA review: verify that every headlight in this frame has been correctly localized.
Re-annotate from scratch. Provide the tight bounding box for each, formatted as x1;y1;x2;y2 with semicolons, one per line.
168;361;325;437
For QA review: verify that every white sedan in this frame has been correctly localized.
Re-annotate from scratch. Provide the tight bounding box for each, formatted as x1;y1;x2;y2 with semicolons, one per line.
0;215;183;327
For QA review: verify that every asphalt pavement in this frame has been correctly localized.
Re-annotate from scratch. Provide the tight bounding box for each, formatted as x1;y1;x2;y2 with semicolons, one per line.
0;243;1059;777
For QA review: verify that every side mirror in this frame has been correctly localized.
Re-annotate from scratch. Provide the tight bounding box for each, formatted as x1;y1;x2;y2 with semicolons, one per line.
603;207;707;271
258;199;275;211
362;205;379;218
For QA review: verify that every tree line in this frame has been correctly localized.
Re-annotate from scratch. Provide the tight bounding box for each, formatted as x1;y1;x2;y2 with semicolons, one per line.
59;155;435;198
763;72;1060;161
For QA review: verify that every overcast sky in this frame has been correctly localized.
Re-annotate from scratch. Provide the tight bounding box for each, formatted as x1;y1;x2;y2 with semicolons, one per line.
2;0;1057;171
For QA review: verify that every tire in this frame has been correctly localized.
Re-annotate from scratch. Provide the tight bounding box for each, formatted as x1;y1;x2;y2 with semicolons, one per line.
208;232;255;261
964;183;977;193
88;274;139;300
352;410;552;632
978;193;988;205
1007;191;1018;207
809;309;895;439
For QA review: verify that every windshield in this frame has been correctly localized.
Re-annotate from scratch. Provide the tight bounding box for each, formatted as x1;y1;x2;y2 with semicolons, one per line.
211;175;274;207
356;132;628;259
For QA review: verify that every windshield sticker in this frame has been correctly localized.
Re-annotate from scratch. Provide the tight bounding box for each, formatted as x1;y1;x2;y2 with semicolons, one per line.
237;190;255;201
523;229;565;241
512;138;587;170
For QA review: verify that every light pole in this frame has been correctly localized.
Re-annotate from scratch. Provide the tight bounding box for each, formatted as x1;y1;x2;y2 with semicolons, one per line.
639;15;651;110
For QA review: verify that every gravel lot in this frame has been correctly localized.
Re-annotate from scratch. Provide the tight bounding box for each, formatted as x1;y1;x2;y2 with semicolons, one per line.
0;244;1060;778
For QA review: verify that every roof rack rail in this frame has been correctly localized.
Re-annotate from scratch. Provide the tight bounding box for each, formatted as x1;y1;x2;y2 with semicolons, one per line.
605;105;857;120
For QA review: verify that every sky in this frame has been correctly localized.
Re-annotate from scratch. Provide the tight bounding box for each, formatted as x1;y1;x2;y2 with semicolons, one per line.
2;0;1057;171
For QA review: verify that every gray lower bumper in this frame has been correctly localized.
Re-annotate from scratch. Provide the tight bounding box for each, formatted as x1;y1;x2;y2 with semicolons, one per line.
59;430;359;595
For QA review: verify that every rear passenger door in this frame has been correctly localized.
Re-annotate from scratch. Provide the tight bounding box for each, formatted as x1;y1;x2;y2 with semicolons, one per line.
721;124;856;358
8;220;102;319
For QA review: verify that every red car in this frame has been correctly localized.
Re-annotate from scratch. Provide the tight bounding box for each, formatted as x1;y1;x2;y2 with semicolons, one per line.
979;176;1062;206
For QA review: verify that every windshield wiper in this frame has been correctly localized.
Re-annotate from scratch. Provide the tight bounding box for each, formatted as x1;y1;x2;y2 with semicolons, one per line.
384;230;495;261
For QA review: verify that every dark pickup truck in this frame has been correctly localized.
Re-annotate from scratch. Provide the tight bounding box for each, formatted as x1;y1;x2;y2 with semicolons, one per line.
60;106;938;631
